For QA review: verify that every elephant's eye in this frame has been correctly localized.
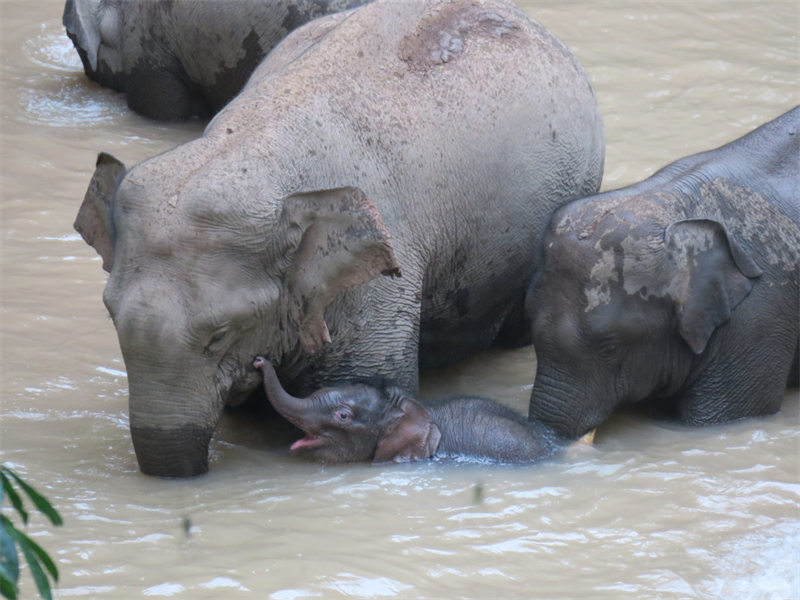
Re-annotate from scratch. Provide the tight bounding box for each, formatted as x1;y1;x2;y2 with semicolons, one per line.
208;330;227;346
597;338;621;363
334;408;352;423
203;328;229;356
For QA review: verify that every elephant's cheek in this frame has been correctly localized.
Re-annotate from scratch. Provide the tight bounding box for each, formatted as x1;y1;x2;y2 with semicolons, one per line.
225;368;263;407
130;424;214;478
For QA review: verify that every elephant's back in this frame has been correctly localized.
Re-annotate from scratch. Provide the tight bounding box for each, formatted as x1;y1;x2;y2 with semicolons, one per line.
215;0;604;220
171;0;367;110
206;0;605;363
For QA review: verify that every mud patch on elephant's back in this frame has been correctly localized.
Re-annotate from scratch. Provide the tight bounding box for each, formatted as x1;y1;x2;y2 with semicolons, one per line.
697;179;800;272
398;1;523;71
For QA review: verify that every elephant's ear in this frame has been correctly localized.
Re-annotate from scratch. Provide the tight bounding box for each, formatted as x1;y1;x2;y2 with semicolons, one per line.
74;152;126;273
373;396;441;464
281;186;402;354
63;0;102;72
665;219;762;354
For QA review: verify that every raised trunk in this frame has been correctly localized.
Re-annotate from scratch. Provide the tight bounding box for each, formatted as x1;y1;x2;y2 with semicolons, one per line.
256;358;311;427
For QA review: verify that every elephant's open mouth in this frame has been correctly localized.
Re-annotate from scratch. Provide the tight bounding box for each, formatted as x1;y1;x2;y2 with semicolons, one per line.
290;433;325;451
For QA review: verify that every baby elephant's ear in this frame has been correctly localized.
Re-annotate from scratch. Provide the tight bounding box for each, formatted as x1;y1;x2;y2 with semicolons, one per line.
665;218;762;354
373;397;441;464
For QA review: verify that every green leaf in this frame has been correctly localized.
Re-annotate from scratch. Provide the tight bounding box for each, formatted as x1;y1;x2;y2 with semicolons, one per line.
0;475;27;526
0;516;19;589
1;574;19;600
10;532;56;584
10;529;53;600
4;473;61;527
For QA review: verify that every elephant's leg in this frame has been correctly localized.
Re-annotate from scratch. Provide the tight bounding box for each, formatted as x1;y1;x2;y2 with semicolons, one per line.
678;373;784;425
787;342;799;388
419;326;491;370
677;327;792;424
419;283;530;370
289;280;422;396
493;288;532;349
366;280;422;393
126;67;211;120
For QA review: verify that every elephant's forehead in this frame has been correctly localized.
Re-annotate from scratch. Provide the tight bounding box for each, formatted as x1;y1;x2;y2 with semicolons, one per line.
546;194;672;313
112;185;205;257
553;192;669;239
115;165;276;256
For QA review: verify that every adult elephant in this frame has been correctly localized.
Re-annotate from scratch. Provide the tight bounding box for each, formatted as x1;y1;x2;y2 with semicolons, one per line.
74;0;605;477
62;0;367;120
526;107;799;440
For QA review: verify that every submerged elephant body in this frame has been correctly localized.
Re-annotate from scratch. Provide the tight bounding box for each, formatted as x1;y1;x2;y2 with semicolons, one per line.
75;0;604;476
527;107;800;439
254;358;561;464
63;0;367;120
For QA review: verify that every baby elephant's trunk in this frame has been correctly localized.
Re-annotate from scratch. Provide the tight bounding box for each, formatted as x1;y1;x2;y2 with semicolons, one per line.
252;357;308;425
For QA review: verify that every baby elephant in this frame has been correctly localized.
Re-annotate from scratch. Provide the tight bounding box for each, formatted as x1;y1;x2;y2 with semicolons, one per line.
253;357;561;464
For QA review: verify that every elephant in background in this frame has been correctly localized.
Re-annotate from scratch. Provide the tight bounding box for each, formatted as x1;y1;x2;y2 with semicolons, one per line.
62;0;367;120
254;357;562;464
74;0;604;477
526;106;799;440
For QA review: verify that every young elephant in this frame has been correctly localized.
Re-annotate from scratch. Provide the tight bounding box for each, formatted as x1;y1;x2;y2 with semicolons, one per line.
527;106;799;440
253;357;561;464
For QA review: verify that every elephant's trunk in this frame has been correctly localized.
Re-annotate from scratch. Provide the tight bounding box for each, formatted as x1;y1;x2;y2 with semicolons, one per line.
124;351;223;478
114;283;231;478
530;364;611;440
130;423;214;478
127;369;220;477
253;357;309;425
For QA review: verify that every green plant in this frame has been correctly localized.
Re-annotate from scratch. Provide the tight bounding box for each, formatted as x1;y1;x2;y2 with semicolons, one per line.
1;466;62;600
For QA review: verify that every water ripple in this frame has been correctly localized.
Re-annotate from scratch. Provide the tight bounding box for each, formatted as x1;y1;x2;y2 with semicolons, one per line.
324;573;413;597
22;20;83;72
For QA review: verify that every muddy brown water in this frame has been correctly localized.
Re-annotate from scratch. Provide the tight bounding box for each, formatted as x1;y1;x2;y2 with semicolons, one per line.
1;1;798;598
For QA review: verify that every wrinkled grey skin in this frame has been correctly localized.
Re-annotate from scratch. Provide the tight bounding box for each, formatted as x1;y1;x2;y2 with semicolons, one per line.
254;358;560;464
74;0;604;477
527;107;800;440
63;0;367;120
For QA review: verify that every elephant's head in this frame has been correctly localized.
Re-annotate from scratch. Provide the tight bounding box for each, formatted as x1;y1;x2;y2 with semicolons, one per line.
526;194;762;438
75;151;400;476
253;357;441;464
